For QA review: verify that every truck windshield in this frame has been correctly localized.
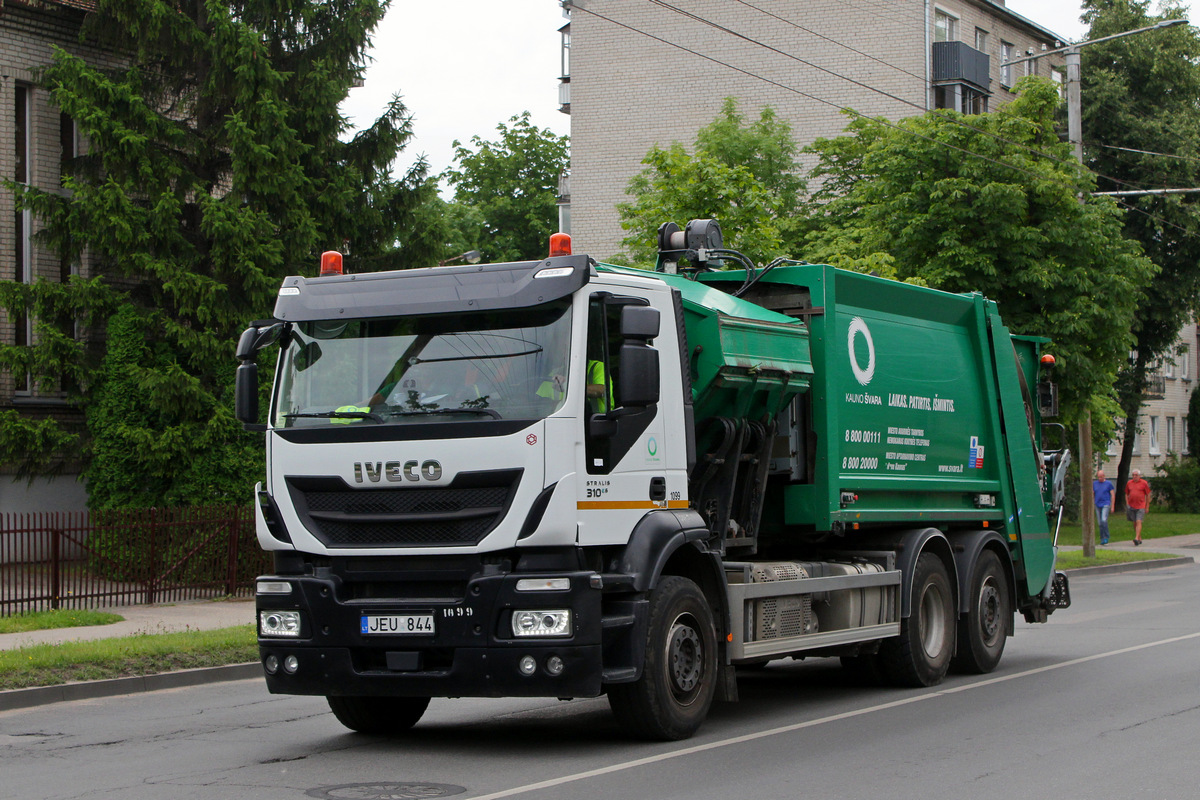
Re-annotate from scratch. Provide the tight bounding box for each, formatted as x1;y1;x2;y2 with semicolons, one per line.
274;300;573;427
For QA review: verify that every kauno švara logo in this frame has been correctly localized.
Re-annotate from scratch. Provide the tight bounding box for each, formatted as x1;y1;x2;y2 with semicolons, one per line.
847;316;876;386
647;436;658;457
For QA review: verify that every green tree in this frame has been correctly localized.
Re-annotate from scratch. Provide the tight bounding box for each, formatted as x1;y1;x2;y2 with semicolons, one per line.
443;111;569;264
801;79;1156;426
617;98;803;264
1080;0;1200;493
0;0;435;506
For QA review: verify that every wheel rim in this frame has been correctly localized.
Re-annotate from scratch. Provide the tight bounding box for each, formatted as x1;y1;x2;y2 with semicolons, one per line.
918;582;948;659
664;613;704;705
978;577;1002;646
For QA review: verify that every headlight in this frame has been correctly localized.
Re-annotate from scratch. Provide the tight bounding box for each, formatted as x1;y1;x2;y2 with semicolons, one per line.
511;609;572;637
260;610;302;637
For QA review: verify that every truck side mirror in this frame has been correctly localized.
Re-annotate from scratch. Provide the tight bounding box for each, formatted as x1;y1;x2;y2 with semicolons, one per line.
620;305;660;339
619;305;660;409
619;344;659;408
235;362;264;431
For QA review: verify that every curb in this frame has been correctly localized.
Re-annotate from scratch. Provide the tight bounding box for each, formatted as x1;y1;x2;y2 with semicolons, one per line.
0;662;261;713
1063;555;1196;577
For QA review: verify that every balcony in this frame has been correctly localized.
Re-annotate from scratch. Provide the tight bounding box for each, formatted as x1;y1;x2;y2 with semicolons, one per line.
1144;374;1166;399
932;41;990;91
558;79;570;114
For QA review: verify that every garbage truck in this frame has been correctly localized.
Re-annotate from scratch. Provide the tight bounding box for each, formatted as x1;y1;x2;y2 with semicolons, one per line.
236;219;1071;740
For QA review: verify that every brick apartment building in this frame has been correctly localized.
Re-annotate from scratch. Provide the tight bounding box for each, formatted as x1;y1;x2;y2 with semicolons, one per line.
1101;324;1200;479
558;1;1200;481
558;0;1067;260
1;0;113;513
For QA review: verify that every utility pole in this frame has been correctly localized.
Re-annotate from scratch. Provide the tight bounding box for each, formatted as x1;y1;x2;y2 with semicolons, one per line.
1003;17;1187;560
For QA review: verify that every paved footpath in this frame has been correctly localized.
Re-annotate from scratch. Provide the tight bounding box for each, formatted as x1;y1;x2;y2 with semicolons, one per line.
0;597;255;651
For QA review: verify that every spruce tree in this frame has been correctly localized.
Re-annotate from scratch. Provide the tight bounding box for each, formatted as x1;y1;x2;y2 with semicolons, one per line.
2;0;438;506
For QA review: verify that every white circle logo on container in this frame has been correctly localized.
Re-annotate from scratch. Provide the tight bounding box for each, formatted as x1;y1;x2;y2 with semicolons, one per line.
847;316;876;386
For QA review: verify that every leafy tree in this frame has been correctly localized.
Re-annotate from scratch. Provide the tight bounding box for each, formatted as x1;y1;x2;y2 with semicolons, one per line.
1079;0;1200;492
800;79;1156;426
443;111;569;264
1;0;435;506
617;98;803;264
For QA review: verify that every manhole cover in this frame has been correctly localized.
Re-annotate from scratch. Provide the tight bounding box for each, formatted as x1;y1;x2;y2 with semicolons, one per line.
305;783;466;800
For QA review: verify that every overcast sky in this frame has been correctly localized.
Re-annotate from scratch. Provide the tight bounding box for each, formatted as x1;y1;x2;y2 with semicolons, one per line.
339;1;1193;181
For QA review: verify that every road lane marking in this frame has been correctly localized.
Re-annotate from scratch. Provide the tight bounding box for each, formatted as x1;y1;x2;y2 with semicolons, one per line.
464;630;1200;800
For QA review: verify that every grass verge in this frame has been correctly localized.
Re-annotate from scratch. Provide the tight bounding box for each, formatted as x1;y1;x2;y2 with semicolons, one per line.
1055;549;1177;571
0;625;256;691
0;609;124;635
1055;510;1200;546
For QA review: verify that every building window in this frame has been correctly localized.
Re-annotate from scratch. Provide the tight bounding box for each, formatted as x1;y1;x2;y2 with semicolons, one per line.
1164;355;1175;378
934;10;958;43
934;84;988;114
1000;41;1014;87
1132;427;1141;455
1182;348;1190;380
1150;416;1160;455
1052;67;1066;99
975;28;989;53
1167;417;1176;453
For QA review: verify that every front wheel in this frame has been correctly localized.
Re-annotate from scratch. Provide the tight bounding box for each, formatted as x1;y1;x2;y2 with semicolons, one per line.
607;576;718;740
952;549;1010;674
327;696;430;734
879;553;955;687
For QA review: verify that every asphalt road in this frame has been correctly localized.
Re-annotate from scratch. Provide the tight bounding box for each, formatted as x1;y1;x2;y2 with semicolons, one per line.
3;562;1199;800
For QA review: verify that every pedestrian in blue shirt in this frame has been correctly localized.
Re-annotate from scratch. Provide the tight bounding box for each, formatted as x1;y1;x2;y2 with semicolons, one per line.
1093;469;1116;545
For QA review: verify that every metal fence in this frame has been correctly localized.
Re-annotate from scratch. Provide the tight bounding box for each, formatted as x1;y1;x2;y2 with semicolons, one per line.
0;505;272;615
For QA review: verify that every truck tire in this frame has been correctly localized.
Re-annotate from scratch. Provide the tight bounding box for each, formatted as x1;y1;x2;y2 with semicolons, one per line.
327;696;430;734
607;576;717;740
952;549;1009;674
879;553;954;687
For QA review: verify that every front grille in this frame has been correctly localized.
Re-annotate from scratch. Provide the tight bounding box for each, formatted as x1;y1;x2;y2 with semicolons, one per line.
286;470;522;548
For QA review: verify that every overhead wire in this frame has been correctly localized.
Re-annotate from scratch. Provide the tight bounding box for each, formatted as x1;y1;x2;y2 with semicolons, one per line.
647;0;1176;196
572;1;1198;233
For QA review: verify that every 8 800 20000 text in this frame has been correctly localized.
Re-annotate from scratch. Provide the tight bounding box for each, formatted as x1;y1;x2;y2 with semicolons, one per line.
841;456;879;470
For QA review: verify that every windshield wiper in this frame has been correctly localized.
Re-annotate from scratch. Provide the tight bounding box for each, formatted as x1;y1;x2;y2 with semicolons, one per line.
283;410;385;424
389;407;502;420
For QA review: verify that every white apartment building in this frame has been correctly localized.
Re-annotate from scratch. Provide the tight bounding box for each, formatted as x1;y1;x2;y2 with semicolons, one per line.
558;0;1067;259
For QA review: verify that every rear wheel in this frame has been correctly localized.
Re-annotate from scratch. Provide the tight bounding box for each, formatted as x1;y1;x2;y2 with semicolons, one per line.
879;553;955;687
326;696;430;734
607;576;718;740
952;549;1010;674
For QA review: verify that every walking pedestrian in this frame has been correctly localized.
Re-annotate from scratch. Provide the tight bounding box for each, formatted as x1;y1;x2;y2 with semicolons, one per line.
1124;469;1151;546
1093;469;1115;545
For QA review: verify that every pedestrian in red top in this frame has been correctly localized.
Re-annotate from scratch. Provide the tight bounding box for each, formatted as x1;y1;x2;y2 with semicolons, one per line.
1125;469;1151;546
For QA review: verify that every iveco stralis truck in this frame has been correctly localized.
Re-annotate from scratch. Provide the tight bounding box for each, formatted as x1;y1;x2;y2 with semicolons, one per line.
236;220;1071;740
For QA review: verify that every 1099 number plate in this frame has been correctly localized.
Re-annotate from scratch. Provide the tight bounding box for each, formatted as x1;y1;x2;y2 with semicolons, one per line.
361;614;435;635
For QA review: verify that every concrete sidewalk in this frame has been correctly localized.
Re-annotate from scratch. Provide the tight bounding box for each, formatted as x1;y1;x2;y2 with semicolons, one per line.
1059;532;1200;560
0;597;255;652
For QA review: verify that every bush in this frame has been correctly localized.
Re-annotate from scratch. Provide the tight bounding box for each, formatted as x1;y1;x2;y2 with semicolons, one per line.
1061;457;1081;523
1148;455;1200;512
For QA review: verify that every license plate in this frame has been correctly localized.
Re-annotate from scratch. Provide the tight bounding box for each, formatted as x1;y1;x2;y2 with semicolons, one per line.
361;614;435;635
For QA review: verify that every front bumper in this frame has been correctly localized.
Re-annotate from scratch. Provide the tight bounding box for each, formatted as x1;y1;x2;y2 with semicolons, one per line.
257;568;607;698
